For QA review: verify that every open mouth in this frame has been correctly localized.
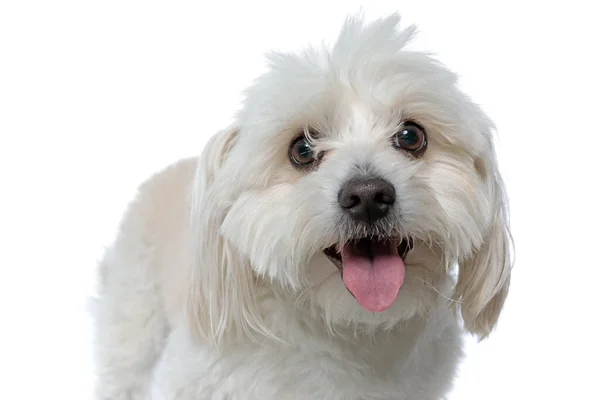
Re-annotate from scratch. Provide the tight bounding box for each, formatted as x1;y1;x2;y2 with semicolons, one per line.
323;237;413;313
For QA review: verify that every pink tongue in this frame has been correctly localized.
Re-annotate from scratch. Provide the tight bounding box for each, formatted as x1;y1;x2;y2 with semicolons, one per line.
341;239;405;312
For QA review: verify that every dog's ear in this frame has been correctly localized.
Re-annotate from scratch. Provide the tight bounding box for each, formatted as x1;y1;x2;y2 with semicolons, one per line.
192;124;240;190
185;125;273;346
455;140;513;340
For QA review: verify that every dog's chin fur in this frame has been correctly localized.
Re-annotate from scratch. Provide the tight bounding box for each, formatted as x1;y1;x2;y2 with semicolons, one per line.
93;13;513;400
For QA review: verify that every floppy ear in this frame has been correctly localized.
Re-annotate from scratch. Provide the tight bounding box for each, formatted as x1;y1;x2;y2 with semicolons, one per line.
185;125;272;346
455;143;514;340
192;124;240;190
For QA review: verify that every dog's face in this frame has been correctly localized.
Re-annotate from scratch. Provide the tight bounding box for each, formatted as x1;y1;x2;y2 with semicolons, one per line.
188;14;512;343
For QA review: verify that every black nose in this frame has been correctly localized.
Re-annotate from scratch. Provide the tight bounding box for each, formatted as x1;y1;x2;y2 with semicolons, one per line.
338;177;396;224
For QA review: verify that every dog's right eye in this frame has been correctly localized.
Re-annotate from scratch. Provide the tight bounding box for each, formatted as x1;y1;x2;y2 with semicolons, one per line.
289;136;315;167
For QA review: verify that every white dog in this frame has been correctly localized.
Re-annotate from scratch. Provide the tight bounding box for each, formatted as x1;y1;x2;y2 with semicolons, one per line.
93;13;513;400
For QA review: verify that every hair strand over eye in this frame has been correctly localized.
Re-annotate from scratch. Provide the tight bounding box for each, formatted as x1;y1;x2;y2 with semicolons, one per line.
289;135;316;167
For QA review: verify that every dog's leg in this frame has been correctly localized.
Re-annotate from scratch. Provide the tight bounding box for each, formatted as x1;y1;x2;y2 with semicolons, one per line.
92;158;197;399
93;231;168;400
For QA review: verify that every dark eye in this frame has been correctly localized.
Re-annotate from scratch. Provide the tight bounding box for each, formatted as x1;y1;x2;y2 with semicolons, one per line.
393;121;427;154
289;136;315;167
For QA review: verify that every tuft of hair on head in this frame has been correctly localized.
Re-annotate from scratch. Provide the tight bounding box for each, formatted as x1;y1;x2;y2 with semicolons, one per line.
331;12;417;64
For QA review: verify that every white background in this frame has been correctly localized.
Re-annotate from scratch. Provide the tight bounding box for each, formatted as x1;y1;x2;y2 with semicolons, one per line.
1;1;599;399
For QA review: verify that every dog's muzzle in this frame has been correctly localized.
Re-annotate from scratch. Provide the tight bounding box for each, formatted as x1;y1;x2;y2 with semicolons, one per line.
319;176;414;313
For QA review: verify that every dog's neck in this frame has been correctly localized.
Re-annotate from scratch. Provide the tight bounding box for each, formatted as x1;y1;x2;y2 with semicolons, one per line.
248;280;431;350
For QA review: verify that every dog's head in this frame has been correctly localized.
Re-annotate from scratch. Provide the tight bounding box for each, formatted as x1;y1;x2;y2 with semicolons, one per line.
186;14;512;345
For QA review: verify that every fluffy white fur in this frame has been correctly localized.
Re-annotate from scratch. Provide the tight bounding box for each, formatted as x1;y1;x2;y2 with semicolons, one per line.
93;13;513;400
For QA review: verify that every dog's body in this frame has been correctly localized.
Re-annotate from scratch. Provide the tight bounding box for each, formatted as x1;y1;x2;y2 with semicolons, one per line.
95;158;462;400
94;14;512;400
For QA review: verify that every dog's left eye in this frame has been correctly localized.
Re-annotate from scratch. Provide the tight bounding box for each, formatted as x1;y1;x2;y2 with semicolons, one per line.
289;136;315;167
393;121;427;154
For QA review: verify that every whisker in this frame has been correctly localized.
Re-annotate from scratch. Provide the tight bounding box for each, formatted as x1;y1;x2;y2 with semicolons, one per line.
413;277;462;304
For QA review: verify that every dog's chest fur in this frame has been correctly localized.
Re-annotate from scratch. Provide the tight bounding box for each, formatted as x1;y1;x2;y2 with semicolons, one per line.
150;306;463;400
